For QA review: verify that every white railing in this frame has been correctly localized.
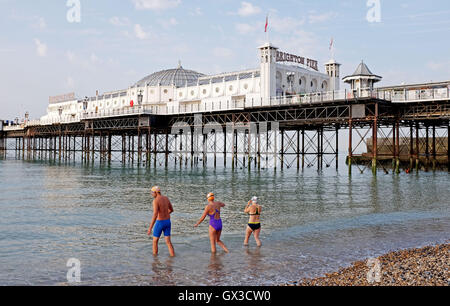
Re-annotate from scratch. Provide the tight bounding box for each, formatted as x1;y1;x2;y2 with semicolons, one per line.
242;88;379;109
167;99;245;115
3;125;24;131
81;105;156;119
379;86;449;103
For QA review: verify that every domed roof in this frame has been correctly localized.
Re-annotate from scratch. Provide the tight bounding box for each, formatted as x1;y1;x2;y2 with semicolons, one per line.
135;65;205;87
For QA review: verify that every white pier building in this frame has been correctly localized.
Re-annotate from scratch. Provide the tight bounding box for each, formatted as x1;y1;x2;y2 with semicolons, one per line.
39;43;337;124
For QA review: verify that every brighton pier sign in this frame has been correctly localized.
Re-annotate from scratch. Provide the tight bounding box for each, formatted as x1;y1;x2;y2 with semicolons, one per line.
276;51;318;71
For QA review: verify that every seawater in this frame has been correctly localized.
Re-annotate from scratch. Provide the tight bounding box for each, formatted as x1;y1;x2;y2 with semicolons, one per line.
0;156;449;285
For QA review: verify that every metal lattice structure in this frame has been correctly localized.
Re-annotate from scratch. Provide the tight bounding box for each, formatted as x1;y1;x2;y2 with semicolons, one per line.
1;95;450;173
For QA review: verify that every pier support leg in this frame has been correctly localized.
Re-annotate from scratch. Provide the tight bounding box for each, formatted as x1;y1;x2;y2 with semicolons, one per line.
59;132;62;161
247;129;251;171
223;126;227;168
425;125;430;171
392;121;396;169
409;124;414;170
395;120;400;174
415;123;420;172
153;130;157;168
132;134;135;165
165;129;169;168
317;129;321;171
92;131;95;164
448;123;450;172
232;128;236;170
302;128;305;170
432;124;436;171
296;128;300;170
202;132;206;168
147;129;151;167
372;103;378;175
0;133;5;154
138;129;142;165
348;117;353;175
108;133;112;164
214;131;217;169
336;125;339;170
320;127;324;170
190;128;194;168
281;129;284;170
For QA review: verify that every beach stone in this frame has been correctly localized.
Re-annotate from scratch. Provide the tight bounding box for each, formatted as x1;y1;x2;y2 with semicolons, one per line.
288;243;449;286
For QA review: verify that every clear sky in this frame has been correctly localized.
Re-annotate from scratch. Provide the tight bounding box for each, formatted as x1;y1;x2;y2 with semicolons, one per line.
0;0;449;119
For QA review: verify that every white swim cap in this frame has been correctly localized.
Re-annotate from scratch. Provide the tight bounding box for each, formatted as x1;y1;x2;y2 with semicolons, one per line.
251;196;258;203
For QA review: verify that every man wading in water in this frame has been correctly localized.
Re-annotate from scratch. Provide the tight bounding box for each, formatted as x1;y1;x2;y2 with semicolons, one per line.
147;186;175;257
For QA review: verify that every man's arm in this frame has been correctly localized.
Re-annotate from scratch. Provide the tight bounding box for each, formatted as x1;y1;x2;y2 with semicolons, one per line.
147;199;159;236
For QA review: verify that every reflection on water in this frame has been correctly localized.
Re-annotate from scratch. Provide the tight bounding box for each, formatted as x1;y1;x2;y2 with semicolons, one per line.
151;256;175;286
207;253;225;285
0;157;449;285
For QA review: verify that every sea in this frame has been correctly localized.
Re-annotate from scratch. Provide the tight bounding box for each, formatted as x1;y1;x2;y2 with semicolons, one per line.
0;154;448;285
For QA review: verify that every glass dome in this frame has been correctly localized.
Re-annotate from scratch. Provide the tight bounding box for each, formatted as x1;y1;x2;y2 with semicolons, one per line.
135;66;205;87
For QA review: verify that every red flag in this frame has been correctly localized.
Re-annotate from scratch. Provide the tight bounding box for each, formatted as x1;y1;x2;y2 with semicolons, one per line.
130;100;134;107
265;15;268;33
329;37;334;50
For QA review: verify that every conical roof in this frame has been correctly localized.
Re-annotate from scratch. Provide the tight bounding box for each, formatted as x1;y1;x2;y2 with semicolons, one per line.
352;61;375;76
343;61;382;82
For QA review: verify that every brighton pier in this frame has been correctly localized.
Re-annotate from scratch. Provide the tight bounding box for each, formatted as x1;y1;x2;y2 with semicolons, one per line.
0;43;449;174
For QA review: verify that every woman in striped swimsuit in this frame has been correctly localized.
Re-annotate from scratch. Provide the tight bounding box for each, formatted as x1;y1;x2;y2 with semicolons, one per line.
244;196;262;247
194;192;229;254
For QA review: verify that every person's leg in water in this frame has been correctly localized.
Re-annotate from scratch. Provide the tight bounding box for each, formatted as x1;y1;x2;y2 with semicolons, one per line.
152;237;159;255
152;220;164;255
253;227;262;247
164;236;175;257
162;220;175;257
244;226;253;246
216;230;229;253
209;226;217;253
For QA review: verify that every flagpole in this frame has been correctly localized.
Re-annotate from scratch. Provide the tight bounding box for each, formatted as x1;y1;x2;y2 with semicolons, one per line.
330;37;335;60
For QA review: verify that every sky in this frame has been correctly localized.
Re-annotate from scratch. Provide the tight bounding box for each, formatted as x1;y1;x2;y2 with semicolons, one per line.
0;0;449;120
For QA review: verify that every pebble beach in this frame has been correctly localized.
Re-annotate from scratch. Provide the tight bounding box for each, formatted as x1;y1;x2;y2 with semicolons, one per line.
290;243;449;286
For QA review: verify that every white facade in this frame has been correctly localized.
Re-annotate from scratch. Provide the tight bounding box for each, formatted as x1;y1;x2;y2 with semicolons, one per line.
40;43;337;123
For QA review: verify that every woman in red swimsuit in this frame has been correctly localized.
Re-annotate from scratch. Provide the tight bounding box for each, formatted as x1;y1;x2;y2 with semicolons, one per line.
194;193;229;254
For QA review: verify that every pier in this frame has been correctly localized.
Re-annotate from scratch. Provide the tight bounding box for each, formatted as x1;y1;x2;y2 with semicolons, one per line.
1;82;449;174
